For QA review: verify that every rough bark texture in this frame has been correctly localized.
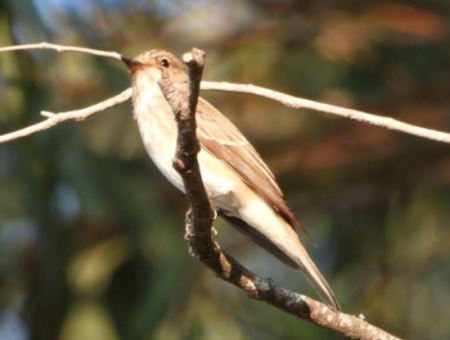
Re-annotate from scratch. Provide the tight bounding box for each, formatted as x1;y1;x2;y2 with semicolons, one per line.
158;47;401;340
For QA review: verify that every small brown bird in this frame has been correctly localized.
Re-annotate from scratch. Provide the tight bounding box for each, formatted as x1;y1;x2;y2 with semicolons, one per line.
123;50;340;310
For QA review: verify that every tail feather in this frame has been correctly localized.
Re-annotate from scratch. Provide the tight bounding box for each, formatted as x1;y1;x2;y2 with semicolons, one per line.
295;245;341;311
221;214;300;269
220;212;340;311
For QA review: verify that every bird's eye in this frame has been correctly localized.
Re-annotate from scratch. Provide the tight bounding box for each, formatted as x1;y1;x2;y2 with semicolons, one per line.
160;58;170;68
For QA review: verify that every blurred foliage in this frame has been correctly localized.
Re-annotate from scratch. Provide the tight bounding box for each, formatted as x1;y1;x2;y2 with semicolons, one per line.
0;0;450;339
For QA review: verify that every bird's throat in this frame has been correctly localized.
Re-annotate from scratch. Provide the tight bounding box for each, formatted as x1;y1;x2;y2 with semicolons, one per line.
132;71;185;192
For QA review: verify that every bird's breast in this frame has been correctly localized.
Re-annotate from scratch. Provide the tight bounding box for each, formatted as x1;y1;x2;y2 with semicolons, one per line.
132;77;241;214
134;82;185;192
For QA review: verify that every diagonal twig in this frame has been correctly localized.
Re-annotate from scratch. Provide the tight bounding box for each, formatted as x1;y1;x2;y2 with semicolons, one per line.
157;48;215;245
201;81;450;144
2;79;450;146
0;42;449;146
0;42;122;60
0;89;132;144
158;47;401;340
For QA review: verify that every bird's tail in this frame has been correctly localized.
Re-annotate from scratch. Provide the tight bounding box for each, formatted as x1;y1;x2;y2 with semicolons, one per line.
293;242;341;311
221;213;340;311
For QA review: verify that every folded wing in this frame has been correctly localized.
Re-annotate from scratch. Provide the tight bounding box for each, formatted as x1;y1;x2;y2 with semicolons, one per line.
196;97;311;240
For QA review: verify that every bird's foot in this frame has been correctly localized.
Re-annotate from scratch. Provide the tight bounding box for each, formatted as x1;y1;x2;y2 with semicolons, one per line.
211;226;218;239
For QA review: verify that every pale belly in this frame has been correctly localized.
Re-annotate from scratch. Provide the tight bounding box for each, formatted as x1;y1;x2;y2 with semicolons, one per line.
135;97;240;214
136;106;184;191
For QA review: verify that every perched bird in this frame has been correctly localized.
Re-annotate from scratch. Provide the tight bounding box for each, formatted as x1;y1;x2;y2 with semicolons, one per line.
122;50;340;311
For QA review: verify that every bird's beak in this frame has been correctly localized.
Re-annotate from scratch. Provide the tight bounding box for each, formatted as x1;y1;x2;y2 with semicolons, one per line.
121;56;145;73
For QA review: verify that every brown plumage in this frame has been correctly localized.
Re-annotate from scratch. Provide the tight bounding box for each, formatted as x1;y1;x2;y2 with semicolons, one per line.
196;97;312;239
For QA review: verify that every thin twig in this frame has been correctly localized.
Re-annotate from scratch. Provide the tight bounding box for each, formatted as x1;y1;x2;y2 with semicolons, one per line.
201;81;450;144
2;79;450;146
0;89;132;144
159;48;401;340
0;42;122;60
1;42;449;145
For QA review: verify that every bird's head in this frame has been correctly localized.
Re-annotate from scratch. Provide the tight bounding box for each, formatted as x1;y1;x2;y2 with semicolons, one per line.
122;50;188;85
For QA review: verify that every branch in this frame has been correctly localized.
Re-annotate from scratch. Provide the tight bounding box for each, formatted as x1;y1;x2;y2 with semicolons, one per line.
159;48;401;340
158;48;215;245
201;81;450;144
0;89;132;144
1;42;449;146
4;79;449;146
0;42;122;60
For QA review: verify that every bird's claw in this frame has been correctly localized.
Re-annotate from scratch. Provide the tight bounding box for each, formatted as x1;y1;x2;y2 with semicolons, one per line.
211;227;218;239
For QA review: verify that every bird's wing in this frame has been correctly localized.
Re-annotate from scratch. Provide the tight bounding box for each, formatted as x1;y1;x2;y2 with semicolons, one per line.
196;97;311;239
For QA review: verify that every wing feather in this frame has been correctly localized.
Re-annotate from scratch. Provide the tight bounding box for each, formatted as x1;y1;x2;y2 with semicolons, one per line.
196;98;311;239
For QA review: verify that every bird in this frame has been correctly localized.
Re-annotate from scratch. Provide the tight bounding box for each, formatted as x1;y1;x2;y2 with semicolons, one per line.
122;50;340;311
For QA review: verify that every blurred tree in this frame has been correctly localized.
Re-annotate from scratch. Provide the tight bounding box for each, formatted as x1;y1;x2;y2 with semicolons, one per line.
0;0;449;339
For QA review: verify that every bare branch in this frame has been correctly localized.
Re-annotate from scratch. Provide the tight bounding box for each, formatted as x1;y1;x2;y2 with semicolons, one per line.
0;42;122;60
158;48;215;242
201;81;450;145
0;89;132;144
159;48;401;340
0;42;129;144
1;42;449;145
2;78;449;147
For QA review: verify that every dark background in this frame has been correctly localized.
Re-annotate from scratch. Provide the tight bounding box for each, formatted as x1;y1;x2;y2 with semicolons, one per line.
1;1;450;339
